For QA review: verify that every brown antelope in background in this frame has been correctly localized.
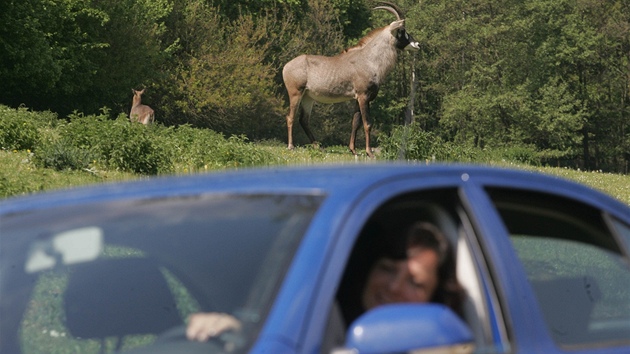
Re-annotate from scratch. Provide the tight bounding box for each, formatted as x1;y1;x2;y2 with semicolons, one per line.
282;2;419;158
130;89;155;125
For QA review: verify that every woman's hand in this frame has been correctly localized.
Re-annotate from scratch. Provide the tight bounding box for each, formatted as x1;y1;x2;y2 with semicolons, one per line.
186;312;242;342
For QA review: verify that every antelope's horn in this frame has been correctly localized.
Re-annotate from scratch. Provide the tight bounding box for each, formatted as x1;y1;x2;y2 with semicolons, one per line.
373;2;404;20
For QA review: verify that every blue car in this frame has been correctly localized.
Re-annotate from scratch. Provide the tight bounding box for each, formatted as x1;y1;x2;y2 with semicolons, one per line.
1;164;629;354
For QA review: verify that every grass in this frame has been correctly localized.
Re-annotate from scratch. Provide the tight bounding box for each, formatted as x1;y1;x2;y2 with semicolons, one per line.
0;140;368;199
535;166;630;205
2;144;630;205
0;150;138;198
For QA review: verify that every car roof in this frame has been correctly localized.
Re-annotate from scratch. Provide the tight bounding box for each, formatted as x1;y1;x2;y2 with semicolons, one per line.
0;163;625;215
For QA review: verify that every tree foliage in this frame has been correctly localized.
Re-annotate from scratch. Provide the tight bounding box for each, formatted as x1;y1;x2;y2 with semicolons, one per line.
1;0;630;172
399;0;630;171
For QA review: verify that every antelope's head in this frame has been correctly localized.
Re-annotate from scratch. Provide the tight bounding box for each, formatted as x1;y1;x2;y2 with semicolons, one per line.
132;88;145;97
132;88;146;105
374;2;420;51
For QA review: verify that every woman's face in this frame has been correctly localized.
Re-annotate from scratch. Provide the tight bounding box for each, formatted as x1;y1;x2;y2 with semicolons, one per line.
361;246;439;310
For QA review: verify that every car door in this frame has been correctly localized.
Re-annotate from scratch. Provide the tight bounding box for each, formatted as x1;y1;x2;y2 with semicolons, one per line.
302;171;510;354
460;174;630;354
302;169;630;354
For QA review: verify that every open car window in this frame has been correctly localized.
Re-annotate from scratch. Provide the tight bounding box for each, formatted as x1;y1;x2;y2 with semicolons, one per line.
486;188;630;350
331;189;497;353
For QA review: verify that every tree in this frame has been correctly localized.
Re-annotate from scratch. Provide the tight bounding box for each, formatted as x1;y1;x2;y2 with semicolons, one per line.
153;0;288;139
90;0;175;115
0;0;108;113
0;0;173;116
400;0;630;170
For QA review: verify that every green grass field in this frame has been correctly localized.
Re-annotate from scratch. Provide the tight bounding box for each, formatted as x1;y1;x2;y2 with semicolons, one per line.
2;145;630;205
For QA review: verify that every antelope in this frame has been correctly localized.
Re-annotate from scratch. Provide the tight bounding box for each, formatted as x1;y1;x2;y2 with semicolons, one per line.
130;89;155;125
282;2;419;158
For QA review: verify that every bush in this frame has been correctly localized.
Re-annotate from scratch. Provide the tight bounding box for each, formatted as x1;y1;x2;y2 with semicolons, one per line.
167;125;279;171
0;105;56;151
502;145;541;165
379;123;544;165
433;141;482;162
164;125;229;170
80;114;173;175
106;122;172;175
33;112;173;174
9;105;340;176
214;135;278;167
33;111;277;175
0;175;36;198
34;138;95;171
378;123;442;161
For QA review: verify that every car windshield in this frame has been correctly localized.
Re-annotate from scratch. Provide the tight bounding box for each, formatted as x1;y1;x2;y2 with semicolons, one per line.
0;193;323;354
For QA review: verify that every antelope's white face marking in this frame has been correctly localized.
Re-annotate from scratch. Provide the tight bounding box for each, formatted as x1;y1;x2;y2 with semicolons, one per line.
395;28;420;51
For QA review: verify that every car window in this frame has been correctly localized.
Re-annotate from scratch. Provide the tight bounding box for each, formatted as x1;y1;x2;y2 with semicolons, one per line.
1;194;322;354
487;188;630;350
330;189;496;353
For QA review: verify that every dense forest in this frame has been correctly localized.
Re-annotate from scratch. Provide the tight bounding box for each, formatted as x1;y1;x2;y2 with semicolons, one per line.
1;0;629;172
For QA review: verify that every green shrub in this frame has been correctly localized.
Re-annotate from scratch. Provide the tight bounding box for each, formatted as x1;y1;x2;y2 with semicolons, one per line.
0;106;43;151
62;111;111;150
378;123;443;161
107;124;172;175
433;141;482;162
34;138;95;171
502;145;541;165
165;125;228;170
30;109;282;175
61;113;173;174
379;123;544;165
214;135;277;167
378;123;480;162
167;125;278;171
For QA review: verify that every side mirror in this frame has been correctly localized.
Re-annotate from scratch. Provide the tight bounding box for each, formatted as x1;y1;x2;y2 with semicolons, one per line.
337;303;474;354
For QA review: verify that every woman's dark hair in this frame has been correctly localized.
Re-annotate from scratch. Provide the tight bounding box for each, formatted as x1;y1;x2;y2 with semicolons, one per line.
405;222;465;317
337;220;465;325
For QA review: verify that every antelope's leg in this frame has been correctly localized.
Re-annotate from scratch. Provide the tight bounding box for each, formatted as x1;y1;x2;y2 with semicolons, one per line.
286;92;302;150
357;97;374;158
286;113;295;150
349;102;361;155
298;96;317;145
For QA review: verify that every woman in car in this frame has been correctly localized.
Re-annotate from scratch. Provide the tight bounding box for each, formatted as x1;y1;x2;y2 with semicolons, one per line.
186;221;464;341
336;220;465;326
